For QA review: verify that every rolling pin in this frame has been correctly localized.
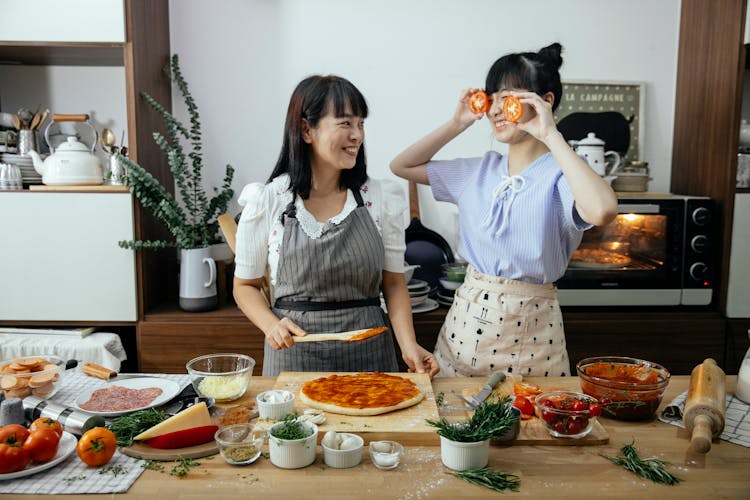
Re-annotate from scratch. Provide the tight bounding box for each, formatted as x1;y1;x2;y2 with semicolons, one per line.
683;358;726;454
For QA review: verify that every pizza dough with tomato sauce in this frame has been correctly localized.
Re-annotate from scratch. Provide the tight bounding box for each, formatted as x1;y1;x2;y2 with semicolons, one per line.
299;372;424;416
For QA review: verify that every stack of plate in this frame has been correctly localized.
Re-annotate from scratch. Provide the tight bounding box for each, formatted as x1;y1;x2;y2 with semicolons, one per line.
0;153;43;185
436;288;455;307
407;279;438;313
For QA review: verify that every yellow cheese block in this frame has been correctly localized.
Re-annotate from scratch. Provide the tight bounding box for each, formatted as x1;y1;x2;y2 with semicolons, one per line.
133;402;211;441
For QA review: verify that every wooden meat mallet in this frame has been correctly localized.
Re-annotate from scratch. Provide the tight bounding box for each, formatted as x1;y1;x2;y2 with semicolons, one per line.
683;358;726;454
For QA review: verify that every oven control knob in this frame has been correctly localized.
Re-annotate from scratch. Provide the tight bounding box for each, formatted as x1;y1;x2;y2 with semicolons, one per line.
691;235;709;253
689;262;709;281
691;207;711;226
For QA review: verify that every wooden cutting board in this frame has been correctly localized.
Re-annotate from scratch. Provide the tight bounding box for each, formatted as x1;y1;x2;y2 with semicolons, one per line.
267;371;441;445
461;383;609;446
119;440;218;461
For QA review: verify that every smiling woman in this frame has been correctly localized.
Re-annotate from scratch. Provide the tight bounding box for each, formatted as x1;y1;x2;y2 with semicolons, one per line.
232;75;439;378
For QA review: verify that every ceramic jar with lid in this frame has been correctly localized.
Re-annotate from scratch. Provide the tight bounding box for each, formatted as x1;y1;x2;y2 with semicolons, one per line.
574;132;621;176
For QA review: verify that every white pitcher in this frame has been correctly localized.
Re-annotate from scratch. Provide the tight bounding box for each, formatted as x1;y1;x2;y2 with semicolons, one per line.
179;247;218;312
574;132;621;176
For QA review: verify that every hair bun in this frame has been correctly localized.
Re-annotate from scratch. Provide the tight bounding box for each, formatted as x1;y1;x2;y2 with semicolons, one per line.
538;42;563;69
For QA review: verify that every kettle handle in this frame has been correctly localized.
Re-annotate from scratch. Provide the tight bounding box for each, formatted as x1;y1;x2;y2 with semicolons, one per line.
604;150;621;175
44;115;98;154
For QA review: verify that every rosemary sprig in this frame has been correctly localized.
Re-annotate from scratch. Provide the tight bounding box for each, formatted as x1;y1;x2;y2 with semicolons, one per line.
170;456;200;477
435;391;445;407
107;408;167;447
426;395;516;442
270;413;311;440
603;442;681;485
454;468;521;493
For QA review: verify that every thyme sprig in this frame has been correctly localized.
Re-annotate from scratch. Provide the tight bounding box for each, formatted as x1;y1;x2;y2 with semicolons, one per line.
270;413;311;440
603;442;681;485
453;468;521;493
426;395;516;442
170;456;200;477
106;408;167;447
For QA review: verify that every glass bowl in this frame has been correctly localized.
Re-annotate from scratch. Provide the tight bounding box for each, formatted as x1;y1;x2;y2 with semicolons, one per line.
441;262;467;282
186;353;255;402
576;356;670;421
215;424;264;465
369;440;404;470
535;391;599;439
0;355;65;400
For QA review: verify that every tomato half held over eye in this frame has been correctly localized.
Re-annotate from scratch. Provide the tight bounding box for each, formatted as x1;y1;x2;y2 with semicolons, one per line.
468;90;491;114
503;95;523;123
30;418;63;439
24;429;60;463
77;427;116;467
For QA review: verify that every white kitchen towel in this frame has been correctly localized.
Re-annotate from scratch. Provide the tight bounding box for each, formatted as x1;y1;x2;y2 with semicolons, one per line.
0;372;192;494
659;391;750;448
0;332;127;371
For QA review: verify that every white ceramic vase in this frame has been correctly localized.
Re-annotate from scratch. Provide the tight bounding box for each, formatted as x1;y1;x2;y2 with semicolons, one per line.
440;435;489;471
268;421;318;469
179;247;218;312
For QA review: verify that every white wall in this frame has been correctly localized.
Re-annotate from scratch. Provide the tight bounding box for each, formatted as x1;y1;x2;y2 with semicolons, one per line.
168;0;681;249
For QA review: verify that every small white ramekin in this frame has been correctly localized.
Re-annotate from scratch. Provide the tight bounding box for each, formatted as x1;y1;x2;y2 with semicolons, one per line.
322;433;364;468
256;390;295;420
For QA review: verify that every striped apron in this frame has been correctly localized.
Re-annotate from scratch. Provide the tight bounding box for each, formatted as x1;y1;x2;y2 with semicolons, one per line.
262;189;399;376
434;265;571;378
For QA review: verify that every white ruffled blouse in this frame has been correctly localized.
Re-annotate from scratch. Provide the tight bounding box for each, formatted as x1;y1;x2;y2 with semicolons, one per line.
234;174;407;286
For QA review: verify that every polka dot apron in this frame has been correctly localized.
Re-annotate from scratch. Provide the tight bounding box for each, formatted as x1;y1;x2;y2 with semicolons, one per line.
434;265;570;378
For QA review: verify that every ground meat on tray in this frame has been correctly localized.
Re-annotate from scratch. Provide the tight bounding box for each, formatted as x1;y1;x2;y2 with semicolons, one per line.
80;385;164;412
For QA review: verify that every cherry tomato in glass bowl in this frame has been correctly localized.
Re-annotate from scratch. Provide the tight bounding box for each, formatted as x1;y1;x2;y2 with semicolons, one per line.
468;90;491;114
503;95;523;123
29;418;63;439
77;427;116;467
534;391;599;439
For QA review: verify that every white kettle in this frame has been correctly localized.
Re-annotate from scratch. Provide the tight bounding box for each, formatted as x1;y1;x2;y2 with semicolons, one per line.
28;115;103;186
573;132;621;176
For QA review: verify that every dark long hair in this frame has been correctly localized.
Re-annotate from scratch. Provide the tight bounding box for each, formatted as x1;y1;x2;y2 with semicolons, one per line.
268;75;369;198
485;43;564;111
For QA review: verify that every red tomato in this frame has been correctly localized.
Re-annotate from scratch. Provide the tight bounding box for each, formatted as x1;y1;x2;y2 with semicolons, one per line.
24;429;60;463
512;396;535;420
570;399;588;412
468;90;491;114
29;418;63;439
540;408;556;425
589;403;602;417
77;427;116;467
0;424;29;446
0;443;31;474
503;95;523;123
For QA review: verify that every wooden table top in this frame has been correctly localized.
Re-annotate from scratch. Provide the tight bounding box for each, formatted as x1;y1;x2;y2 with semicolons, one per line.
20;375;750;499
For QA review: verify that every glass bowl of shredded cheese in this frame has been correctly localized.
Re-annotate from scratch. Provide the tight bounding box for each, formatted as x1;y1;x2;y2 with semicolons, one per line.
186;353;255;402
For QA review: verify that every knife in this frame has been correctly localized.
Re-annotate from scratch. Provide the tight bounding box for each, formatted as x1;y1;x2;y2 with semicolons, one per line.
470;372;507;406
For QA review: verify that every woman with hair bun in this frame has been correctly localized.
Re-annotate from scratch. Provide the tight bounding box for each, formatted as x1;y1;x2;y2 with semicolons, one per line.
391;43;617;378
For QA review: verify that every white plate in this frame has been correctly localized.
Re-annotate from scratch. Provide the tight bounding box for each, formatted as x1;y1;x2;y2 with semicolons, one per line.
412;298;439;314
75;377;181;416
406;279;429;290
439;278;462;291
410;294;428;306
0;431;76;480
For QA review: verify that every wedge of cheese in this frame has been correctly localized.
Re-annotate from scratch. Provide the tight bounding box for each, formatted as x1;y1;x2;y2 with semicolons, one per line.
133;402;212;441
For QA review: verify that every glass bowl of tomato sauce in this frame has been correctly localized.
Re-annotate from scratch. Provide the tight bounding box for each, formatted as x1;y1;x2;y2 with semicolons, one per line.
576;356;671;421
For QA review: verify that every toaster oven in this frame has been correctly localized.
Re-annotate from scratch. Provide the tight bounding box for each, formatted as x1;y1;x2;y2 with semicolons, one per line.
556;195;713;306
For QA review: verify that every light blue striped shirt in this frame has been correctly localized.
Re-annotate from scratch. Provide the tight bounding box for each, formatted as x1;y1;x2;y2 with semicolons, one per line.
427;151;590;284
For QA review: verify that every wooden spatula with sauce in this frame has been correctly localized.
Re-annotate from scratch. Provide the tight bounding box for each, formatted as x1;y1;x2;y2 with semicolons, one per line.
293;327;388;343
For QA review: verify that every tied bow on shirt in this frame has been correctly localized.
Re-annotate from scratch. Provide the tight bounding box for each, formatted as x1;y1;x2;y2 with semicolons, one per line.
482;175;526;236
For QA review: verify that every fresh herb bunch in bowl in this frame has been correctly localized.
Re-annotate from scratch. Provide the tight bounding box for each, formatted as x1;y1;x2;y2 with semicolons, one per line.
427;395;517;471
268;413;318;469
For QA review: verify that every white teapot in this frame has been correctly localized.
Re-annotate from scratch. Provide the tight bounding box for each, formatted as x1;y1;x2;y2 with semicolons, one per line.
28;116;102;186
573;132;621;177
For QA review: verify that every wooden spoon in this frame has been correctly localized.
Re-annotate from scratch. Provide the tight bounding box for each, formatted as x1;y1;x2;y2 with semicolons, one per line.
12;114;21;130
293;326;388;343
30;113;41;131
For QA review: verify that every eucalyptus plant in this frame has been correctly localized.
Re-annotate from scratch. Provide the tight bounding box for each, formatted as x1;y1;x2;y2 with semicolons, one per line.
118;54;234;250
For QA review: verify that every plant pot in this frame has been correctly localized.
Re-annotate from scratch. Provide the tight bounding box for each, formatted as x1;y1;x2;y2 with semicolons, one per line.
268;421;318;469
440;435;489;471
179;247;218;312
